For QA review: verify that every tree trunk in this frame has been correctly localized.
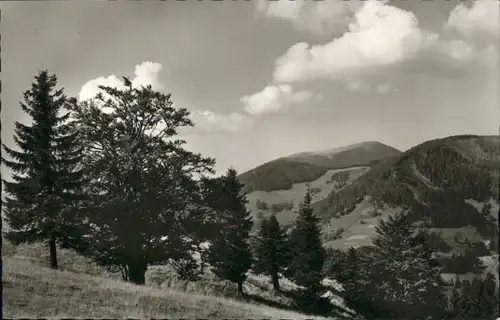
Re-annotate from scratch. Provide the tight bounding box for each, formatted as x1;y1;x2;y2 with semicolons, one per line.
120;265;130;281
49;235;58;269
237;281;243;297
127;260;148;285
272;272;280;293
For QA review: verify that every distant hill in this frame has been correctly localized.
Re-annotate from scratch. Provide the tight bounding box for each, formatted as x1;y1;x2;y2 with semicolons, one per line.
312;135;499;264
287;141;401;168
238;141;401;193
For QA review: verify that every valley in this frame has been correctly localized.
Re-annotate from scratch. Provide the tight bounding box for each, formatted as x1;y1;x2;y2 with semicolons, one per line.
242;135;500;280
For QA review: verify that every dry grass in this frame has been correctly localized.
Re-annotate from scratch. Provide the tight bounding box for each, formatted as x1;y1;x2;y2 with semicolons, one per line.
3;256;333;319
2;239;351;319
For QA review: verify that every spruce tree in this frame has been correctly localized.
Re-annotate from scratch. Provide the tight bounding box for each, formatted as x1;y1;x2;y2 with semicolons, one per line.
253;214;289;293
207;168;253;296
446;276;498;319
2;70;86;269
338;247;388;318
286;188;327;312
369;212;447;319
447;279;463;318
465;273;498;319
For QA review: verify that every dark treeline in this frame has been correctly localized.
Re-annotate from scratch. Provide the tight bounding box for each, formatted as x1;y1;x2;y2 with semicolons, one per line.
3;70;499;318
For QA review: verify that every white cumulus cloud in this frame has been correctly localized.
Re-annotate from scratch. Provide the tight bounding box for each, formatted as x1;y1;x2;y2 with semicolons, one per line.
446;0;499;40
376;83;392;95
346;81;392;94
241;84;320;116
188;111;254;133
78;61;251;133
346;81;369;92
78;61;165;102
261;0;498;91
272;1;434;83
255;0;366;36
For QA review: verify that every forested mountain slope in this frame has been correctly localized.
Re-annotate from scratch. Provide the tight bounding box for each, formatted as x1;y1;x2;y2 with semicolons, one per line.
314;135;499;257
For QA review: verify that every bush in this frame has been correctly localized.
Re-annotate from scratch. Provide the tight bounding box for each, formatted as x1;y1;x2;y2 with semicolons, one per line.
369;210;382;218
328;171;350;184
293;290;334;315
255;211;264;220
256;199;269;211
439;251;486;274
270;201;294;213
322;228;345;242
309;187;321;195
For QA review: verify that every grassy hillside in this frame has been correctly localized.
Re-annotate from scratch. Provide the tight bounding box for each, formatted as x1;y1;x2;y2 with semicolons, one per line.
3;239;354;319
314;135;499;255
3;256;332;319
239;141;401;193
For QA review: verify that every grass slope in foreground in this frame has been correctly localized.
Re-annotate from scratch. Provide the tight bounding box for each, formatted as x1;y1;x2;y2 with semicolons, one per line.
3;257;330;319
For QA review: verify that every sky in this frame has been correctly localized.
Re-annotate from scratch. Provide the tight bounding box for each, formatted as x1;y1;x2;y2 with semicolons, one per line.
1;0;499;175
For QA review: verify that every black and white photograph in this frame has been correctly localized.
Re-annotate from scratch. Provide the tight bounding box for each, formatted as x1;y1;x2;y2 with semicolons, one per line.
1;0;499;319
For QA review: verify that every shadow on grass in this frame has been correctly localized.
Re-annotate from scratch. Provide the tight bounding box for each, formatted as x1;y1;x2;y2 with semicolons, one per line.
244;287;355;319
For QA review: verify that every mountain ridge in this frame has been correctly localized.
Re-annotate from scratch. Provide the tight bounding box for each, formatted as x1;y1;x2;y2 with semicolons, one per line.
287;141;400;162
238;141;402;193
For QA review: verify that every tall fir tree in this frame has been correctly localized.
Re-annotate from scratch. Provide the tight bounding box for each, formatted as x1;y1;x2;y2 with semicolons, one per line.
286;187;327;312
336;247;389;318
207;167;253;296
368;212;447;319
2;70;86;269
253;214;289;293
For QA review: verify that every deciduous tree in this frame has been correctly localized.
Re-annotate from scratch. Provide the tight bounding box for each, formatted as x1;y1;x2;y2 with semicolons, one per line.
67;78;215;284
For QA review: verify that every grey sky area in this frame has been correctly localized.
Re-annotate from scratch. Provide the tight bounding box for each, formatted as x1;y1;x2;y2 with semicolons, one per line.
1;0;498;175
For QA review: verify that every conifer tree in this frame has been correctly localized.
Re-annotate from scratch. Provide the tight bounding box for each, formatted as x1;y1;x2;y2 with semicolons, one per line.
286;187;327;311
468;273;498;319
337;247;388;318
446;275;499;319
369;212;447;319
207;168;253;296
2;70;86;269
447;279;463;318
253;214;289;293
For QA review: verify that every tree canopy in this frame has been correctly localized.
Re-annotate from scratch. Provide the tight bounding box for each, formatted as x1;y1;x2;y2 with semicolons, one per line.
66;78;216;283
